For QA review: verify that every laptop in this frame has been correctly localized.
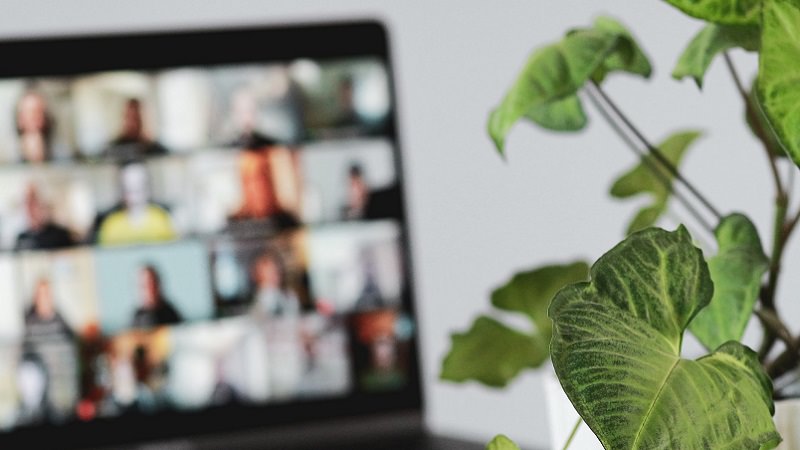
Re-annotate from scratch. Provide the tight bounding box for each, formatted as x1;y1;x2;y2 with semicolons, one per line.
0;20;483;449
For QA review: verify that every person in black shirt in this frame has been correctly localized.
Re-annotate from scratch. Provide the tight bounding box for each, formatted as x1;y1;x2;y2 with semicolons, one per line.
104;99;168;162
131;265;182;328
24;280;73;335
341;163;402;221
228;88;278;150
15;184;75;251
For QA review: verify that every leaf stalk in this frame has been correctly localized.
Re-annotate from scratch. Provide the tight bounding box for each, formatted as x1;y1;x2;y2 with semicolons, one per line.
721;52;785;199
590;81;724;222
561;417;582;450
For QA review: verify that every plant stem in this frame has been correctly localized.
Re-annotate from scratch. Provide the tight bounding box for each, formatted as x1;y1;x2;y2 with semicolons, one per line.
584;86;715;234
757;196;800;372
767;334;800;380
721;52;794;363
758;194;789;360
754;309;795;350
722;52;785;198
561;417;583;450
785;206;800;241
590;81;723;222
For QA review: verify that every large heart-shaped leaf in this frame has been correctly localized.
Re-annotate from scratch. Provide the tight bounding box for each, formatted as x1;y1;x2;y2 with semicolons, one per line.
549;226;780;449
489;17;651;153
672;24;760;88
486;435;521;450
689;214;768;350
610;131;703;234
441;262;588;387
758;0;800;167
663;0;761;25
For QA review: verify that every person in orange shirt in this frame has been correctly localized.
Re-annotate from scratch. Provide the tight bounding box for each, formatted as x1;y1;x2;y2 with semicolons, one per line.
230;149;280;220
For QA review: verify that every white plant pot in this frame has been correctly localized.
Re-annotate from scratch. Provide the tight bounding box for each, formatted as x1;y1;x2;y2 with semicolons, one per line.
775;397;800;450
544;371;800;450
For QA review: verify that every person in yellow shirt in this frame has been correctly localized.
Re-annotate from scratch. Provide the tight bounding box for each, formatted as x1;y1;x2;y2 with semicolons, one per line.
97;162;176;246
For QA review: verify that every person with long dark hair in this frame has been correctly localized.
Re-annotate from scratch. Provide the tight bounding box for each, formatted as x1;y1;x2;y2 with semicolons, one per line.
131;265;182;328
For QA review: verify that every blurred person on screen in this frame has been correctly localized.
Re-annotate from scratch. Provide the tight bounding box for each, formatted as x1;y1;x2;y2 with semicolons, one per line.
22;278;79;423
353;310;406;391
16;354;47;424
96;162;176;246
228;88;277;150
15;89;54;163
341;162;401;221
108;329;170;413
354;247;390;311
230;149;279;220
342;163;369;220
228;149;301;230
104;99;167;162
334;75;359;128
76;324;114;421
249;249;299;318
15;183;75;251
24;278;74;343
131;265;182;328
131;343;168;412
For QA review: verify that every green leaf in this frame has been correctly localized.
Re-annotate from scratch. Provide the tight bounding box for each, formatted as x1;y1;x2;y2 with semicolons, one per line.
549;226;780;449
488;30;618;152
690;214;768;350
747;79;786;157
441;262;589;388
591;16;653;83
663;0;761;25
672;24;760;88
758;0;800;167
440;316;546;388
489;17;651;153
610;130;703;235
524;94;588;132
486;435;521;450
491;262;589;338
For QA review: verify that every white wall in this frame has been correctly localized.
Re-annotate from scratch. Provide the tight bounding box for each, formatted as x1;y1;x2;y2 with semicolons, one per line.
2;1;798;449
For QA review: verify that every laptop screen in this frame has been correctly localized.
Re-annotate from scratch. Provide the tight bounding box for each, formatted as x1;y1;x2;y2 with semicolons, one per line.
0;21;421;447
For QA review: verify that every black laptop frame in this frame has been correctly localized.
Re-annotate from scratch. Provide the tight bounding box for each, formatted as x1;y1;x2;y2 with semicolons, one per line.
0;19;423;448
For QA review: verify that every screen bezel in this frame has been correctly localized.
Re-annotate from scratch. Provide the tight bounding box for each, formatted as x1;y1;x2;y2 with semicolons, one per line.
0;19;423;448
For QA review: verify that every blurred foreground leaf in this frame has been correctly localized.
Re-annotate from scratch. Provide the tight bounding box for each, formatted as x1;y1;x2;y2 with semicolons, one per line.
441;262;588;387
486;435;521;450
610;130;702;234
672;23;759;88
489;17;651;153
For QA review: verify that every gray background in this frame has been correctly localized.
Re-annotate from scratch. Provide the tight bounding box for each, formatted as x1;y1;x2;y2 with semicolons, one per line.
0;1;795;448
